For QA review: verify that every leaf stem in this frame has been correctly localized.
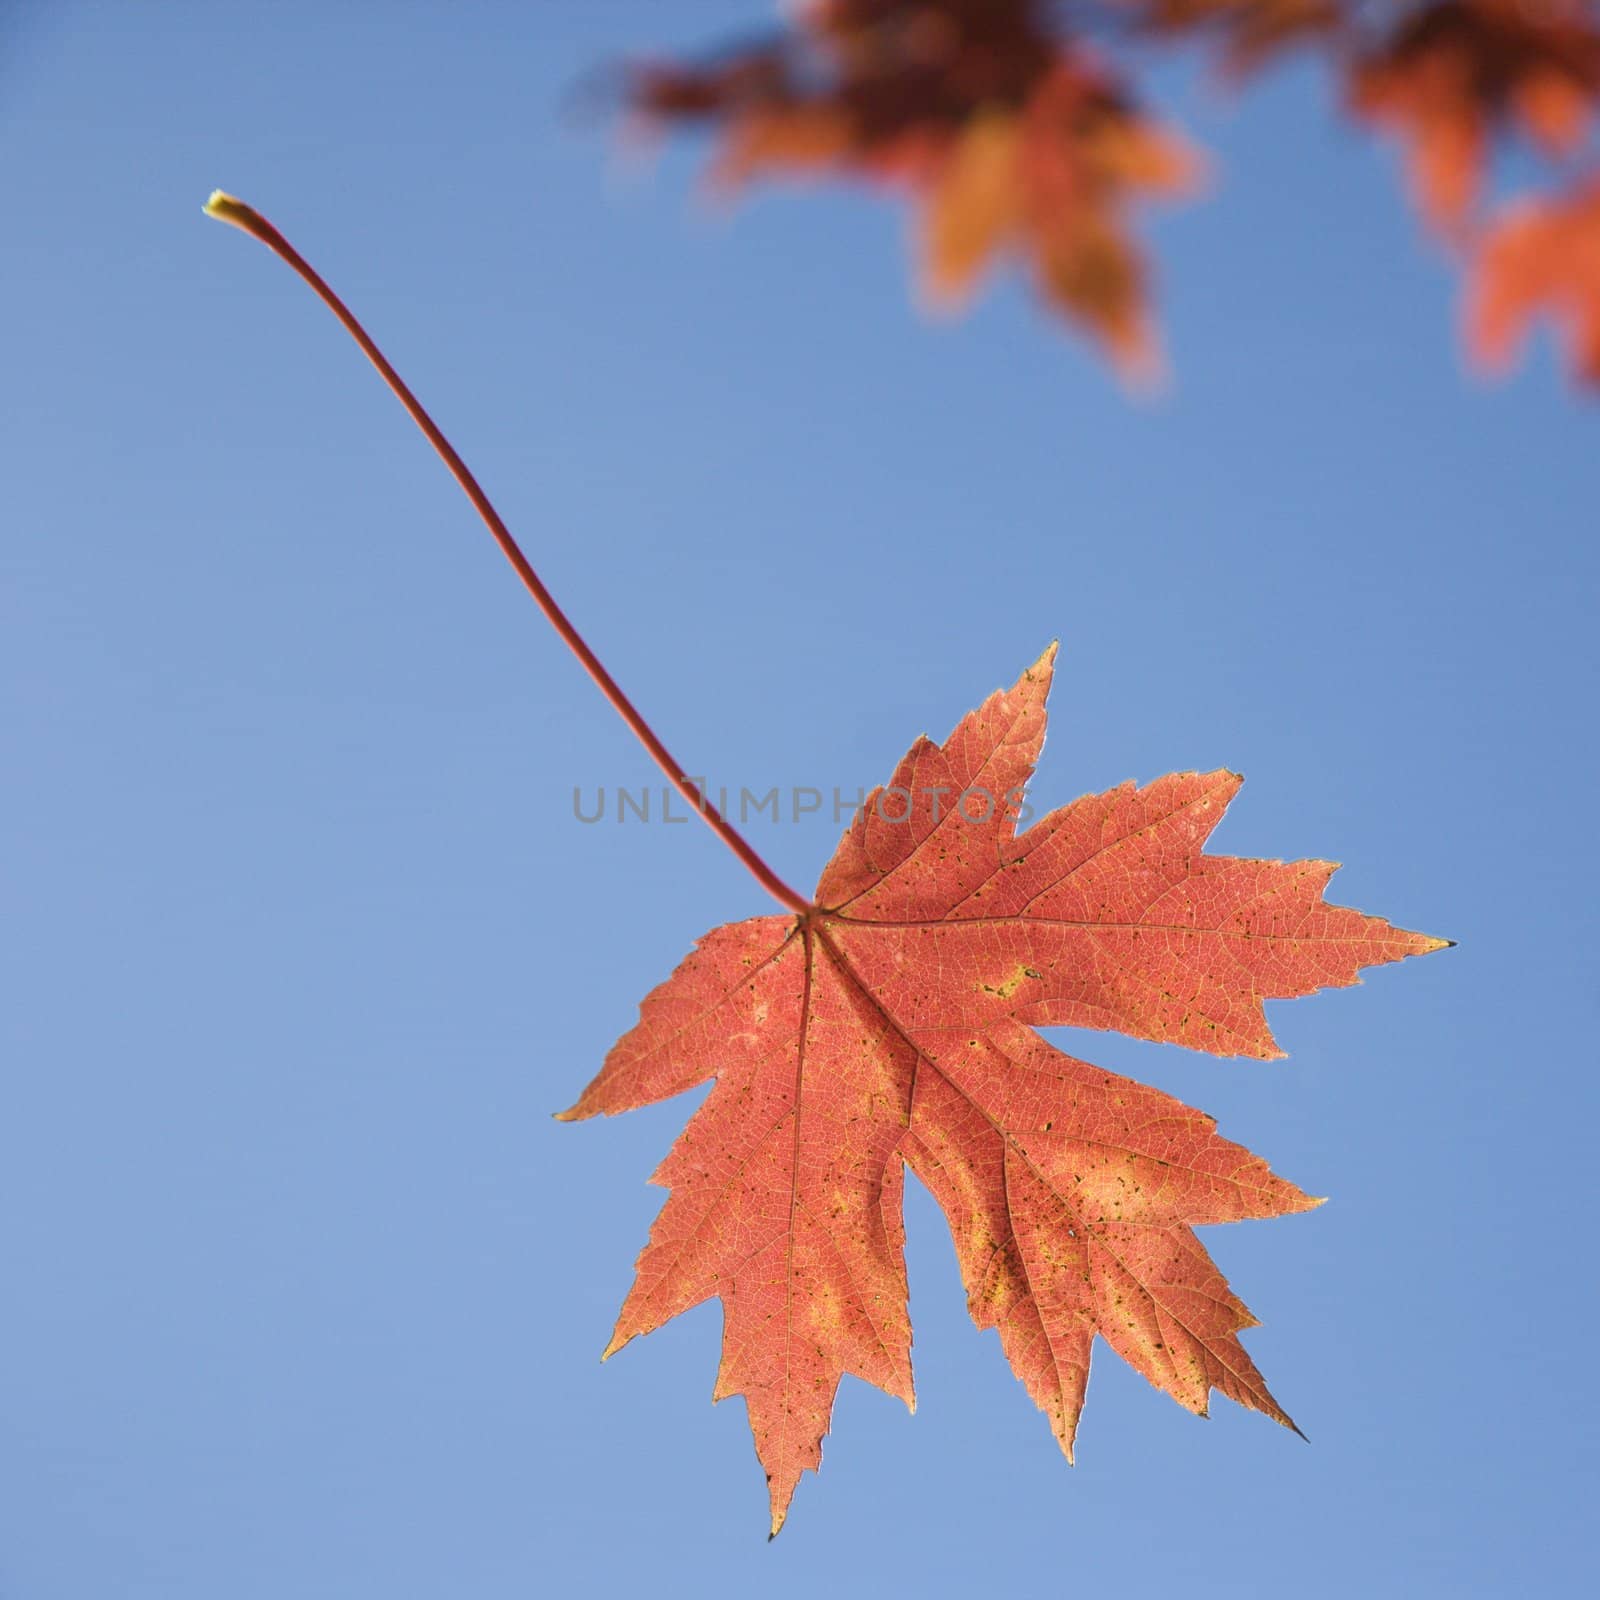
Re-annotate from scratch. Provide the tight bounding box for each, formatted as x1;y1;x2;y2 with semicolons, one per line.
203;190;812;917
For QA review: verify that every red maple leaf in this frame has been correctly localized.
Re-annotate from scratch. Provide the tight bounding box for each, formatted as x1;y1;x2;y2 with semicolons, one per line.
1468;176;1600;379
561;647;1446;1534
204;195;1449;1538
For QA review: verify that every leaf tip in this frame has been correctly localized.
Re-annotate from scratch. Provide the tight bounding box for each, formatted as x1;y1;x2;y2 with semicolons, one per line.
1025;641;1060;696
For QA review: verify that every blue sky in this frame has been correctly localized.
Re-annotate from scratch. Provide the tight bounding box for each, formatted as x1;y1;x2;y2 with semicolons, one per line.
2;3;1596;1596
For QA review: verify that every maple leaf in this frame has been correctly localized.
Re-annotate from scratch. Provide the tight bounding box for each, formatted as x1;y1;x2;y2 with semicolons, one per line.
627;3;1200;375
920;62;1202;377
1467;176;1600;381
1348;0;1600;234
561;647;1446;1535
202;193;1448;1540
613;0;1600;388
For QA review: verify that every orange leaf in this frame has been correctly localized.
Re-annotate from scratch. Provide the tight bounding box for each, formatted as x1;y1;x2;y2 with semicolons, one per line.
622;7;1199;370
714;105;859;184
1468;178;1600;383
563;649;1445;1533
1014;63;1203;377
1348;0;1600;235
921;112;1024;308
1031;211;1161;379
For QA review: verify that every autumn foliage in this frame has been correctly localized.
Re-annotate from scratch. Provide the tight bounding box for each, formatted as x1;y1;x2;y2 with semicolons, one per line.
562;650;1446;1534
202;189;1451;1537
1469;174;1600;375
619;0;1600;385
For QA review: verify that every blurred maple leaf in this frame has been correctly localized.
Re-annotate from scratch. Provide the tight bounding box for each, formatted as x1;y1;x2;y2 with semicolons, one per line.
1349;0;1600;234
919;64;1201;376
563;649;1446;1534
610;0;1600;388
1468;175;1600;376
630;1;1200;379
